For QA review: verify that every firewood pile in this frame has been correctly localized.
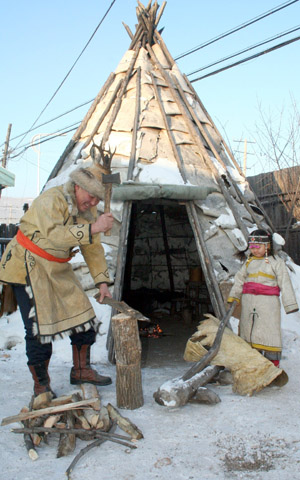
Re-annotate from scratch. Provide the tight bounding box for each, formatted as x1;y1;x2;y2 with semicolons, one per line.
1;384;143;479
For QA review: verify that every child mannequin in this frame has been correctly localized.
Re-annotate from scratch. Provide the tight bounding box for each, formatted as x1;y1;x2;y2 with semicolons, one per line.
227;229;298;367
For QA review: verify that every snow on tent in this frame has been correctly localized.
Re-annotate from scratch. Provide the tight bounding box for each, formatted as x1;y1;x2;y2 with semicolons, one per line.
45;1;277;364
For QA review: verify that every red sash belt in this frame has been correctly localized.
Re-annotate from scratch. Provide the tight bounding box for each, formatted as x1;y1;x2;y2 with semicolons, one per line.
242;282;280;296
16;230;71;263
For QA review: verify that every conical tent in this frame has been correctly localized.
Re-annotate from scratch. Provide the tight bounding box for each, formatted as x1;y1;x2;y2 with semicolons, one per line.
46;1;273;361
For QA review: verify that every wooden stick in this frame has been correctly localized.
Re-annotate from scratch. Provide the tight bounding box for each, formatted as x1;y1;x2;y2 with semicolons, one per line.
149;70;187;181
47;72;115;180
183;74;275;231
101;48;140;150
23;431;39;461
186;202;226;319
77;78;123;157
1;398;100;426
12;426;134;442
122;21;133;39
127;66;141;181
65;423;118;479
172;74;262;234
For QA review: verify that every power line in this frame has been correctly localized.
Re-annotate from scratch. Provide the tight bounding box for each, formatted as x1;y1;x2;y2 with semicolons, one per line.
13;0;117;151
175;0;299;61
5;0;299;156
6;24;300;150
9;125;79;160
187;25;300;77
190;34;300;83
6;100;93;144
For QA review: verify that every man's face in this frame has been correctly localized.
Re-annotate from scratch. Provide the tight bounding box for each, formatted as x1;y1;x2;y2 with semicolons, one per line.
74;185;100;213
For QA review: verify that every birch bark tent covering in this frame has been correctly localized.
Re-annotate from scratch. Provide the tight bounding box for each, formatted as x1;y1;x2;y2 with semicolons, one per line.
46;1;274;361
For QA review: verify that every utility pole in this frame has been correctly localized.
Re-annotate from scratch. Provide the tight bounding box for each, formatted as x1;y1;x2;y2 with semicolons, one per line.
233;139;255;176
2;123;12;168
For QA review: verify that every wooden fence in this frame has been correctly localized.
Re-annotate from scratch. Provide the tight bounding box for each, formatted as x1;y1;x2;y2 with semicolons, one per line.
0;224;18;258
248;166;300;265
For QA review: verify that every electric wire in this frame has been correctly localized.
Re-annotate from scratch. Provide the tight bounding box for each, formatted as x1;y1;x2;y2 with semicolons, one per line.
13;0;117;151
7;100;93;143
187;25;300;77
9;125;80;160
190;34;300;83
5;0;299;160
175;0;299;61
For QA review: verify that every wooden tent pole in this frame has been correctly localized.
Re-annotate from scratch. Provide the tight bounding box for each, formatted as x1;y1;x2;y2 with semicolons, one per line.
122;22;133;39
184;74;244;176
107;201;133;363
101;47;140;149
47;72;115;181
159;206;175;293
186;202;226;319
107;63;141;363
172;75;265;232
154;1;167;27
77;78;123;158
129;2;152;52
149;71;187;182
127;67;141;180
147;42;249;240
154;29;174;68
183;74;275;231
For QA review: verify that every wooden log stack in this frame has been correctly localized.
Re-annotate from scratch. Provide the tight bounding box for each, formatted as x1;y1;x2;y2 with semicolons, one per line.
1;385;143;478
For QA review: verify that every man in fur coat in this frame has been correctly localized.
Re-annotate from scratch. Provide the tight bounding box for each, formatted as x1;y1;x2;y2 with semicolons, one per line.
0;165;114;396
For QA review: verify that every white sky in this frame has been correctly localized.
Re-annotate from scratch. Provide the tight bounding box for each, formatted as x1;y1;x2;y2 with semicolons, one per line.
1;0;299;198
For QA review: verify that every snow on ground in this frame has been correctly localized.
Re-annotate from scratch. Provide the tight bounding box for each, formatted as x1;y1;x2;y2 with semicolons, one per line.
1;272;300;480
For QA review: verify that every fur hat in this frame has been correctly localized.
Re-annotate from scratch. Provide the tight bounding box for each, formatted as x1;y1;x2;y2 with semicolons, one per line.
69;165;105;199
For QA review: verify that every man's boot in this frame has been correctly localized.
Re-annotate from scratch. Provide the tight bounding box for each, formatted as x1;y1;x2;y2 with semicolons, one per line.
28;360;54;397
70;344;112;386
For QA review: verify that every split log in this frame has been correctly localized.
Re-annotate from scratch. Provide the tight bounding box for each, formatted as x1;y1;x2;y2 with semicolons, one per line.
31;432;43;446
96;406;111;432
1;397;100;426
57;411;76;458
153;365;220;408
106;403;143;440
73;411;91;432
80;384;101;427
32;392;53;410
43;414;61;429
111;313;144;410
20;406;39;461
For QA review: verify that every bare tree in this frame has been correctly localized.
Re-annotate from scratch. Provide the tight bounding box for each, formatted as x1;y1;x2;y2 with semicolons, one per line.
251;96;300;241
